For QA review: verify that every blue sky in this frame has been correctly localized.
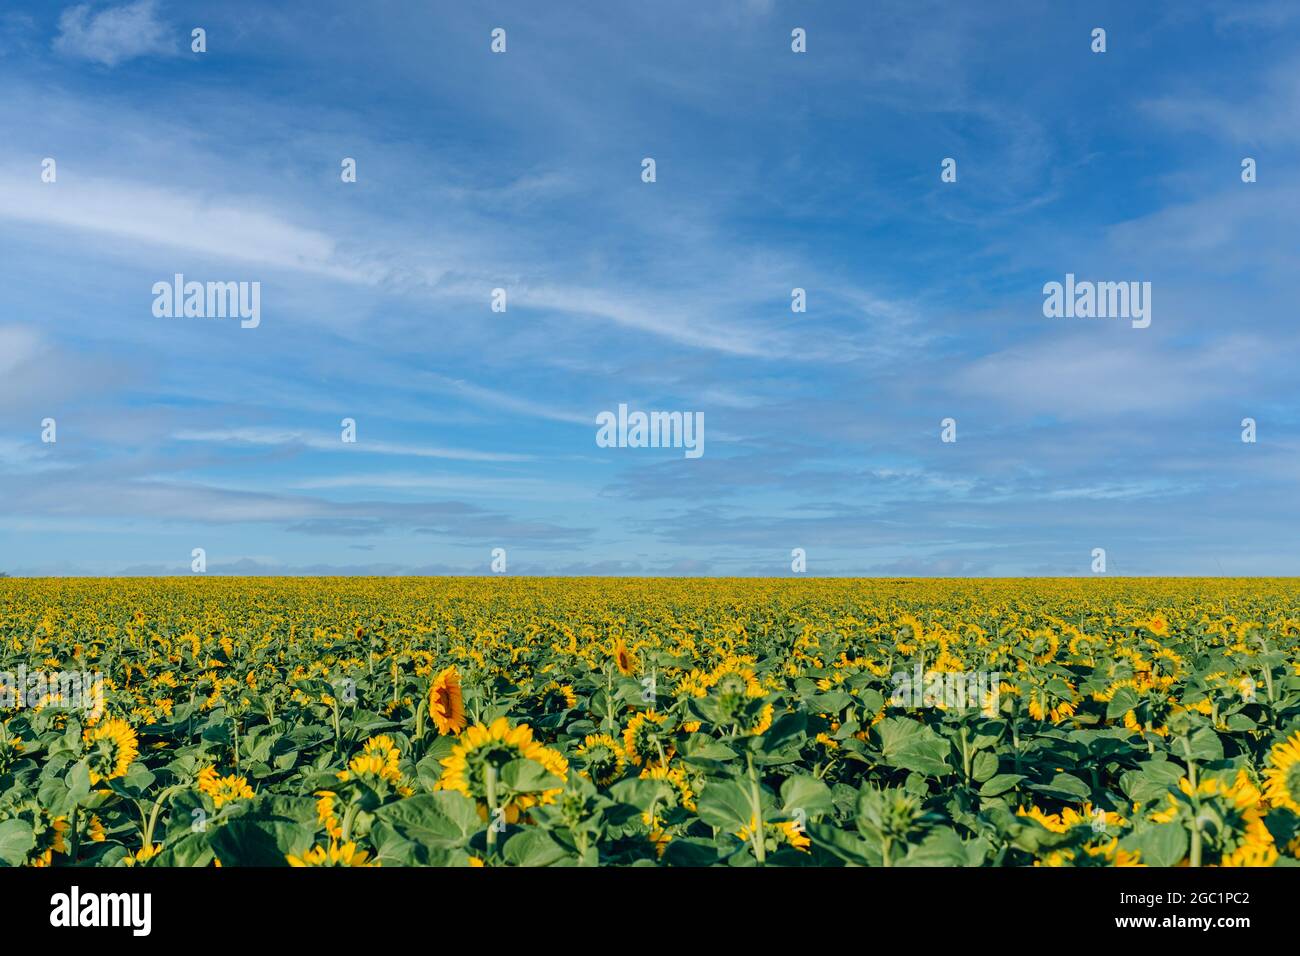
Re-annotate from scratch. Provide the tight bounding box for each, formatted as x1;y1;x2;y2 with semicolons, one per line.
1;0;1297;576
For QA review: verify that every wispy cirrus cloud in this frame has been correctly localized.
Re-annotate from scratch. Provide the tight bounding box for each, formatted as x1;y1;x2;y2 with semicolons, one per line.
170;427;532;463
53;0;172;66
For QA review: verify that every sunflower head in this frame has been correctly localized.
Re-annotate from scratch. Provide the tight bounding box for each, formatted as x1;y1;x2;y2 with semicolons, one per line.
576;733;626;787
428;666;467;737
1264;731;1300;814
209;774;254;808
0;734;25;774
438;717;568;822
287;840;377;867
337;733;405;789
735;816;811;855
622;710;672;767
1149;775;1276;866
536;681;577;714
613;639;638;676
85;718;139;784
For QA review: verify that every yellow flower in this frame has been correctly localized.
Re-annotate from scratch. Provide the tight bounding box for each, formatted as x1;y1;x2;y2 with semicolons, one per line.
437;717;568;822
576;733;626;787
1263;731;1300;814
209;773;254;807
640;763;696;812
85;718;139;784
125;843;162;866
623;710;672;767
1017;805;1066;833
286;841;377;867
315;790;343;839
337;734;404;787
613;639;638;676
736;815;811;853
428;666;467;736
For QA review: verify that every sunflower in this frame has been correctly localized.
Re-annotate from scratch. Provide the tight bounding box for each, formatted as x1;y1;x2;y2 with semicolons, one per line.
85;718;139;784
337;733;405;788
286;841;377;867
428;666;467;736
749;701;775;736
536;680;578;713
1027;693;1075;724
1143;613;1170;637
1149;775;1277;865
437;717;569;823
1084;838;1143;866
623;710;672;767
31;815;71;866
1222;843;1279;867
1060;803;1127;831
0;735;24;774
613;639;638;676
315;790;343;839
736;816;811;853
1017;805;1066;834
576;733;626;787
208;774;254;808
50;816;69;854
640;763;696;812
124;843;162;866
1263;730;1300;814
646;826;672;858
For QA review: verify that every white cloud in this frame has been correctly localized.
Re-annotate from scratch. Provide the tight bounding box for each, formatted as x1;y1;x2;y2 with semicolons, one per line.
170;427;532;462
957;334;1263;418
54;0;172;67
0;325;43;377
0;166;380;282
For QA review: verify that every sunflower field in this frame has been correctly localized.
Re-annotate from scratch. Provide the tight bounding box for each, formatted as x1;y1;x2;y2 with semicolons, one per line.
1;576;1299;868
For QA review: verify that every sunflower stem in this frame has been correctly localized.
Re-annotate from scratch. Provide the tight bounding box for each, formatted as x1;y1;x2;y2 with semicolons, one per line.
746;751;766;866
142;784;183;852
67;805;80;865
485;764;500;857
414;696;427;744
341;800;361;843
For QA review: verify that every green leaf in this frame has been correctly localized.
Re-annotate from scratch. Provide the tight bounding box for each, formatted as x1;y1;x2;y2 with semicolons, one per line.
154;830;215;867
663;838;720;867
1121;760;1185;803
757;711;806;752
877;717;952;777
502;829;569;867
1028;772;1091;801
678;735;737;767
971;750;999;783
64;760;91;807
208;819;316;866
1123;822;1188;867
698;780;756;833
779;775;834;819
1106;686;1140;719
1184;726;1224;763
609;778;675;812
806;821;873;866
978;773;1024;797
0;819;35;867
372;791;480;846
499;758;563;794
899;828;968;867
